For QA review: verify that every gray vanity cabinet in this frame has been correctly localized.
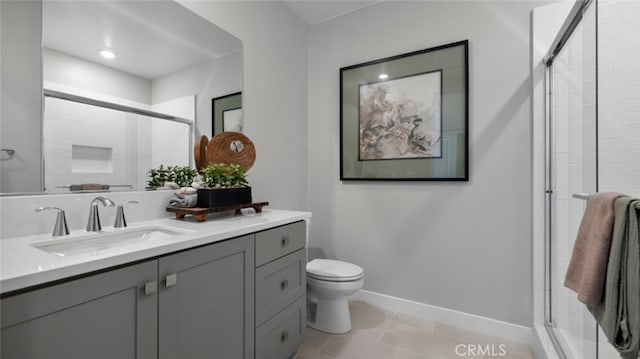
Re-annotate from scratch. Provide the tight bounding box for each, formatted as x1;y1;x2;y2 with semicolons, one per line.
158;234;254;359
0;261;158;359
1;221;307;359
1;235;254;359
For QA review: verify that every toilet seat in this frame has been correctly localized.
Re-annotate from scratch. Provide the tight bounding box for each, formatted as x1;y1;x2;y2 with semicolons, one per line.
306;259;364;282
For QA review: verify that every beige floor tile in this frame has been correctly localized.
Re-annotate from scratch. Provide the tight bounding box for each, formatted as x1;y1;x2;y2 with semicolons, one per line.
423;336;484;359
433;322;532;359
387;312;436;332
433;322;478;342
483;354;533;359
381;321;432;355
321;332;424;359
382;322;484;359
293;346;336;359
328;300;394;341
302;328;332;351
349;300;394;331
302;300;532;359
491;343;532;358
469;332;533;358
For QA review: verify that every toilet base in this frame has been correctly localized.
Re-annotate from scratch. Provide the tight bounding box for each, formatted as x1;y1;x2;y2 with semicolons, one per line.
307;294;352;334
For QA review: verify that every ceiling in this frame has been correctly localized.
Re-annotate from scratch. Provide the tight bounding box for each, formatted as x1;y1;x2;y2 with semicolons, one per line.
43;0;242;80
42;0;379;80
282;0;382;26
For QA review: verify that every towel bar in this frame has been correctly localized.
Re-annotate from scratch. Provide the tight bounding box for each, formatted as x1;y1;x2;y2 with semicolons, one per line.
572;193;591;200
572;193;640;208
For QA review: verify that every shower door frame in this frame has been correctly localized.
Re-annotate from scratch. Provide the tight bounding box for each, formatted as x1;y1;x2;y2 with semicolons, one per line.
542;0;598;358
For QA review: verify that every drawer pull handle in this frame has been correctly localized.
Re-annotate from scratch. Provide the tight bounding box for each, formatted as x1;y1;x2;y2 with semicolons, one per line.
281;236;290;248
280;279;289;291
166;273;177;288
281;331;289;343
144;280;157;296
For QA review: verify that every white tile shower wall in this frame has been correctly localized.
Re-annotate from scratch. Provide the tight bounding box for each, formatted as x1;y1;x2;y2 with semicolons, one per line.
43;81;154;191
44;97;131;191
150;119;190;169
42;90;193;191
597;1;640;357
597;0;640;198
149;95;194;169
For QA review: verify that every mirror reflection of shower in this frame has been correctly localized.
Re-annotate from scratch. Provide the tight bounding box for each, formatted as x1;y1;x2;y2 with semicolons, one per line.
43;92;192;192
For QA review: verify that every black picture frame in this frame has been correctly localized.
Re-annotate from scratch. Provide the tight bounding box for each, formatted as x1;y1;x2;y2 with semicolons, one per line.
340;40;469;181
212;92;242;135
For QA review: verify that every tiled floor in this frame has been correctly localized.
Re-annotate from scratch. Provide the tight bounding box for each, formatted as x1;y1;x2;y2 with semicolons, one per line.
294;300;534;359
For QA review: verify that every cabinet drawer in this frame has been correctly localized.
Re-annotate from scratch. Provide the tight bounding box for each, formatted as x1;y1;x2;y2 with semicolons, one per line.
255;249;306;326
255;295;305;359
255;221;305;267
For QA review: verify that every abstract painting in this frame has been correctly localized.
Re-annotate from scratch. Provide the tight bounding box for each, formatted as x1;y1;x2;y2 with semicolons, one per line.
223;108;243;132
358;71;442;160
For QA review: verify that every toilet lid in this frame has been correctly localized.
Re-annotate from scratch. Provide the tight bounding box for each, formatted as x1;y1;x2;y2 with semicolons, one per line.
306;259;364;282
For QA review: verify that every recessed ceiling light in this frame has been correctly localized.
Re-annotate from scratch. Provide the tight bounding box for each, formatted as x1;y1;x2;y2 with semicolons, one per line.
378;73;389;80
99;49;116;59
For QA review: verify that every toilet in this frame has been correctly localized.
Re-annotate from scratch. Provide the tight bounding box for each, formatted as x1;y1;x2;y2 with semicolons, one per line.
306;259;364;334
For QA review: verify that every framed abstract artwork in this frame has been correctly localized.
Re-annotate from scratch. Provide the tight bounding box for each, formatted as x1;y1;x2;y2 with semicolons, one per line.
212;92;242;135
223;108;243;132
340;40;469;181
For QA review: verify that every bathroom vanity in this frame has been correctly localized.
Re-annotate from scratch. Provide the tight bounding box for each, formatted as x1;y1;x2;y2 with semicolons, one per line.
0;209;310;359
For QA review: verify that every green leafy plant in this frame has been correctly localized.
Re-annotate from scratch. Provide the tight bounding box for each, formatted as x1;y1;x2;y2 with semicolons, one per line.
172;166;198;187
200;163;248;189
147;164;172;188
147;165;197;188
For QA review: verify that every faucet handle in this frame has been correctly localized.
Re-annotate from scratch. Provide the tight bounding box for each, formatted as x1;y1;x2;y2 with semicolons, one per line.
114;201;139;228
35;207;70;237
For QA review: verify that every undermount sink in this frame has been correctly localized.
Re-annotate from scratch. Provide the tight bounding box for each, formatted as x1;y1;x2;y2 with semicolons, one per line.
31;225;193;257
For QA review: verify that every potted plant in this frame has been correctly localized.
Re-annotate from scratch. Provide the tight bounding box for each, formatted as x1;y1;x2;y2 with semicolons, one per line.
147;164;172;189
147;165;198;189
172;166;198;187
197;163;251;207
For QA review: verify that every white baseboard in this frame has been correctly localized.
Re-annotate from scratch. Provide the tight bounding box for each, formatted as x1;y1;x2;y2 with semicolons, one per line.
350;289;534;346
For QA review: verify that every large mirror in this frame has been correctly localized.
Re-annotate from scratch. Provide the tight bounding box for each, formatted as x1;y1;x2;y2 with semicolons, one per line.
0;0;242;195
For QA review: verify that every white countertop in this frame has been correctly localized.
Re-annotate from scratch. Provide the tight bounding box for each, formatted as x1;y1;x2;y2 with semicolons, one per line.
0;209;311;294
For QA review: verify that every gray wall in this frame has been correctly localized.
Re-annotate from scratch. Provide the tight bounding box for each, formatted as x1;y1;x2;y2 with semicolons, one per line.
43;48;152;104
151;50;243;138
307;1;544;326
0;0;43;193
178;1;309;211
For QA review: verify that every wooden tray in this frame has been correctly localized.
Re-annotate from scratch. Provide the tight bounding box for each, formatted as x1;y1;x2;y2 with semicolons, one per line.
166;202;269;222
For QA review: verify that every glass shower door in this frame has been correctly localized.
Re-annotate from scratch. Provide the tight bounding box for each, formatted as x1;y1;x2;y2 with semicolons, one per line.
546;1;597;358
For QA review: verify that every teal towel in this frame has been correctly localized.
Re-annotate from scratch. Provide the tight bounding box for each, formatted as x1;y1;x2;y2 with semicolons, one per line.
589;197;640;359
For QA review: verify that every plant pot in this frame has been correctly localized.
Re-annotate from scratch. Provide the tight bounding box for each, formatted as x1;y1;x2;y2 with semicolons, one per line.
197;187;252;208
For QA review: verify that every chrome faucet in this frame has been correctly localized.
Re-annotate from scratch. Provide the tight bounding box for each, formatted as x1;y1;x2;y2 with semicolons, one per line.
35;207;70;237
114;201;139;228
86;196;115;232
